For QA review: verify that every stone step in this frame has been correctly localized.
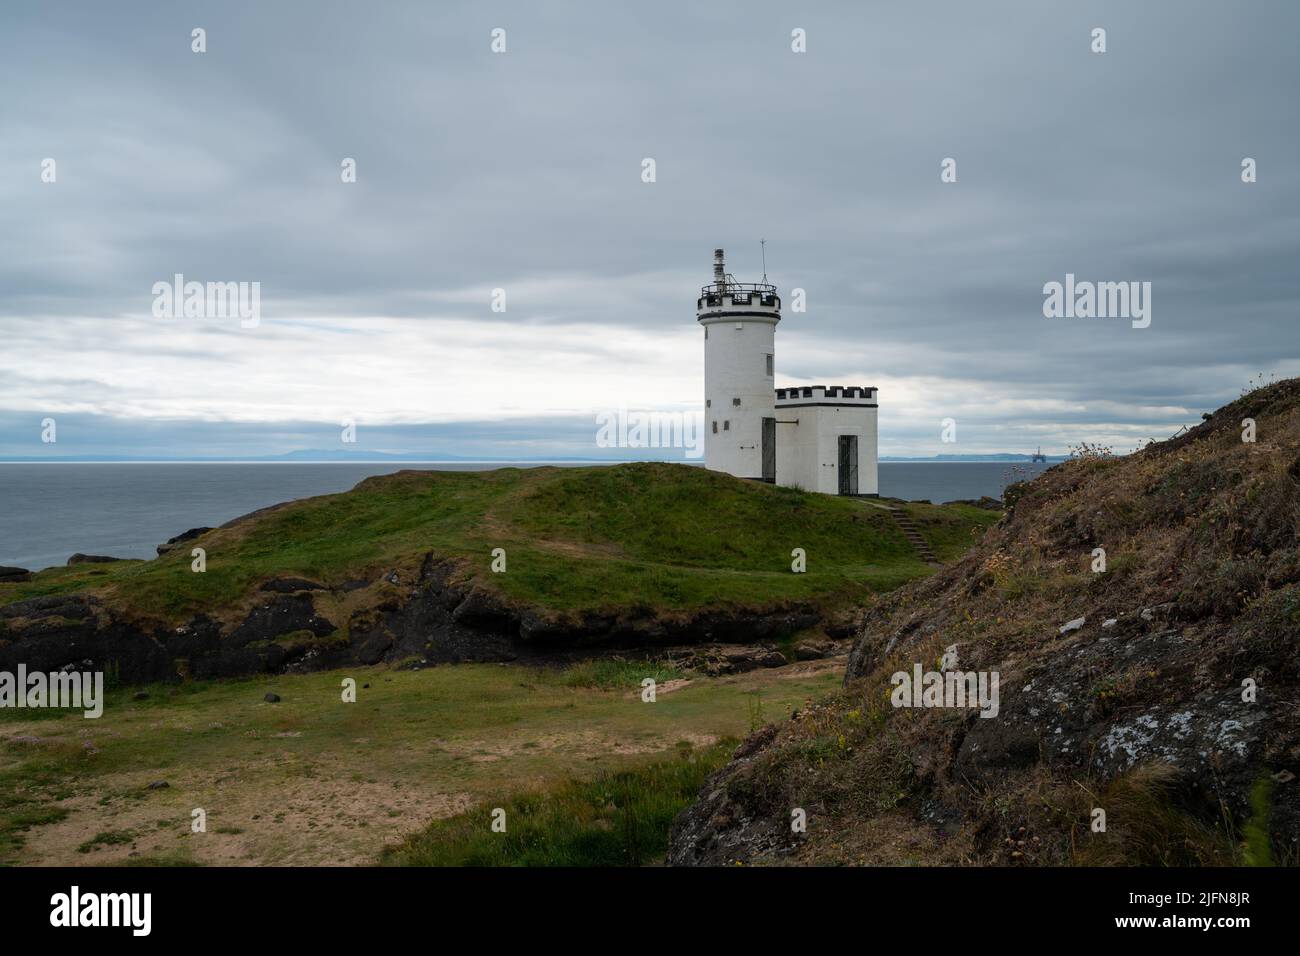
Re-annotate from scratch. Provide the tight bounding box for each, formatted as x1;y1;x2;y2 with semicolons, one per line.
887;511;938;563
849;498;939;563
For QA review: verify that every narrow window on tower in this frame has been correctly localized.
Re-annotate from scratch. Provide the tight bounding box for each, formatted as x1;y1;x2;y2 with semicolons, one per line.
705;399;711;408
712;421;718;433
723;420;730;431
765;353;773;376
732;397;741;407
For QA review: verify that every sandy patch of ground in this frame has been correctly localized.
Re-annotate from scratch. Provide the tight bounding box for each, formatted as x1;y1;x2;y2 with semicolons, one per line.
4;655;843;867
24;753;475;867
771;656;848;680
623;678;693;699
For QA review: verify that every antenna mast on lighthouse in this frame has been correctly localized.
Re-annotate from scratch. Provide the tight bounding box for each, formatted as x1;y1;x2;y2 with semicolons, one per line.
760;239;767;283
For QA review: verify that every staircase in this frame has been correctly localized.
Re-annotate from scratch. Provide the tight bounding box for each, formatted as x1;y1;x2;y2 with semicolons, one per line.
855;498;940;565
889;509;939;564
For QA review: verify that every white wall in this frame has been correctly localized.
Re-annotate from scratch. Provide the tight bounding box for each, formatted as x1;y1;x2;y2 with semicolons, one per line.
774;390;878;495
701;315;777;479
775;405;818;490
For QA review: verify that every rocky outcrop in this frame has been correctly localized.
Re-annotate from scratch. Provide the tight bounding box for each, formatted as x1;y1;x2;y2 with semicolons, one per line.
668;727;800;866
259;577;326;593
0;567;31;583
661;638;847;677
66;554;124;565
0;595;173;684
0;552;829;683
669;378;1300;867
155;527;213;555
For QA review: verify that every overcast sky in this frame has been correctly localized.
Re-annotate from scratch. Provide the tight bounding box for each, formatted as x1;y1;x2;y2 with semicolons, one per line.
2;0;1297;459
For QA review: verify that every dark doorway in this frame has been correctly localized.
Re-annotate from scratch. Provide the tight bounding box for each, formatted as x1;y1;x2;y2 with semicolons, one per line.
838;435;858;495
761;417;776;483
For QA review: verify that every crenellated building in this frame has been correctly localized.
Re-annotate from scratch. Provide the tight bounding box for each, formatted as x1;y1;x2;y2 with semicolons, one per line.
697;249;879;495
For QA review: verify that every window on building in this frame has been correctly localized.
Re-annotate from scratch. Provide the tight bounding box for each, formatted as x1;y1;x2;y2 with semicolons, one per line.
723;420;730;430
711;421;717;433
732;397;741;406
765;354;773;376
705;399;711;408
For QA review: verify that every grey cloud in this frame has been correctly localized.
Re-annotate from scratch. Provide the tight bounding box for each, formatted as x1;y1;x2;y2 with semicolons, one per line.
0;0;1296;457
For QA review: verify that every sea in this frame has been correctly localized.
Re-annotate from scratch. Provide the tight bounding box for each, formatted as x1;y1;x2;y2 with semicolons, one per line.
0;461;1054;571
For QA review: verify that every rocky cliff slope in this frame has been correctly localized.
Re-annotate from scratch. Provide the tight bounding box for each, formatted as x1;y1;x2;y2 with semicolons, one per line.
670;379;1300;866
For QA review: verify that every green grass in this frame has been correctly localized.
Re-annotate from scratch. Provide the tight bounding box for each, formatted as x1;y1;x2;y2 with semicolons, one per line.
1243;776;1274;866
0;803;70;859
77;828;135;854
559;659;685;690
0;465;998;866
0;464;998;624
381;742;733;866
0;658;841;866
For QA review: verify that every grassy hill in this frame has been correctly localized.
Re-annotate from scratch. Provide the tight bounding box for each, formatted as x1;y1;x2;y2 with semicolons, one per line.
669;378;1300;867
0;464;999;866
1;463;995;628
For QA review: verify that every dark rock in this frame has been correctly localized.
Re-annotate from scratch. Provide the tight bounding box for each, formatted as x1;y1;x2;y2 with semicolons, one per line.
667;726;797;866
718;646;787;673
952;628;1273;821
264;693;281;703
132;691;149;701
518;610;570;642
260;577;326;593
145;780;170;790
227;594;335;648
0;566;32;583
450;587;516;629
0;594;98;621
66;553;122;565
156;527;213;555
354;631;393;666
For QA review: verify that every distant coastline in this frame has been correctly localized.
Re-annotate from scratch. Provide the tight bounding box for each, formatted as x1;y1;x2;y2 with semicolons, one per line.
0;453;1067;464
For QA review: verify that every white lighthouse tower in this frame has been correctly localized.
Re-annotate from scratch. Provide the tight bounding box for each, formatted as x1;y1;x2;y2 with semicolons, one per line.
698;248;781;482
697;246;881;495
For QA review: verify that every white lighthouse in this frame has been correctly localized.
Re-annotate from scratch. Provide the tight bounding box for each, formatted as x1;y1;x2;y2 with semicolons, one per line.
697;248;781;481
698;248;880;496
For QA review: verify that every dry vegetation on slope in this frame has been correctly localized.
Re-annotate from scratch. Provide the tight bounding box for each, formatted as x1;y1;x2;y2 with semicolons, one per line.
670;378;1300;866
